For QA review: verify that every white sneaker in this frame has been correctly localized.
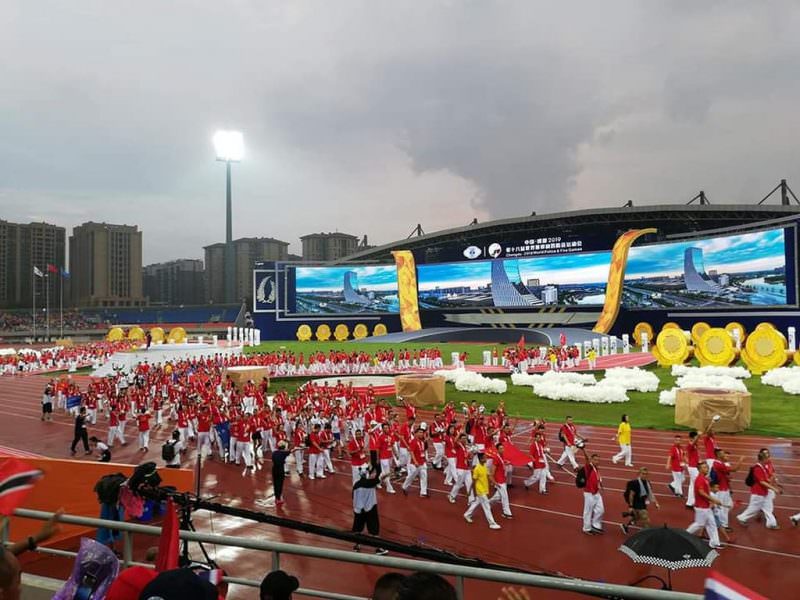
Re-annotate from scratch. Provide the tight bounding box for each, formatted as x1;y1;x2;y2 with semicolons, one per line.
489;523;501;530
464;515;473;524
611;457;618;465
447;496;455;504
387;489;396;494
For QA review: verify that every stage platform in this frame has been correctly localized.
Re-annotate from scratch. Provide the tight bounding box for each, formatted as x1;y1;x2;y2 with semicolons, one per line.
91;341;243;377
354;326;617;346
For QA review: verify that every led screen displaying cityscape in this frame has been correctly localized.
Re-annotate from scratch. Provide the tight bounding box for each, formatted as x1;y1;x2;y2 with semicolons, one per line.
294;265;400;314
415;228;788;309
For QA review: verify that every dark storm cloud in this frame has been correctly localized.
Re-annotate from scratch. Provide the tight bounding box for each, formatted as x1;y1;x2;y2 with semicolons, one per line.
1;1;799;262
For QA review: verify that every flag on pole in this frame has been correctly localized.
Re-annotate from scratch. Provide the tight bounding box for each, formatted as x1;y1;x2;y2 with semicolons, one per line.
61;269;70;278
155;498;180;572
517;335;526;352
47;264;58;274
704;571;767;600
33;266;44;278
0;458;44;515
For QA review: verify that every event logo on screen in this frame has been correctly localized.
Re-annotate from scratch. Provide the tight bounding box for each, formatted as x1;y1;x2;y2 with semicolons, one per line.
254;271;276;311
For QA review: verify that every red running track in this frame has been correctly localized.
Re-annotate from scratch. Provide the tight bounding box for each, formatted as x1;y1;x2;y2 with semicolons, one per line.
0;375;796;599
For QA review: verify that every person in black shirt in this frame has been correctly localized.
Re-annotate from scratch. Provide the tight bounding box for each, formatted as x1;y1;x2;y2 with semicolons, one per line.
271;440;290;507
621;467;660;534
70;407;91;456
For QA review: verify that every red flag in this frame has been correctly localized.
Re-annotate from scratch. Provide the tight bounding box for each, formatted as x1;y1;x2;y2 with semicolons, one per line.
502;443;532;467
517;335;526;351
46;264;58;274
155;498;180;572
0;458;43;515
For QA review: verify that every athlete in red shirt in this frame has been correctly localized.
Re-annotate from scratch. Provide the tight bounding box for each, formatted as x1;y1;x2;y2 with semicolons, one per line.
687;462;722;548
579;446;604;534
402;428;429;497
136;409;151;452
665;434;685;497
488;443;513;518
737;448;780;529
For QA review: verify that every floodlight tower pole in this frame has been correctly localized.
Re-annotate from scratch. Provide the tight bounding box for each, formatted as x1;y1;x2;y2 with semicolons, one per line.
225;160;234;304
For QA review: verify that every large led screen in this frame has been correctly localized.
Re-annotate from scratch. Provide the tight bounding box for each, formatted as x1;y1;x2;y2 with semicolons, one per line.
416;228;789;310
294;266;399;314
622;228;787;309
417;252;611;309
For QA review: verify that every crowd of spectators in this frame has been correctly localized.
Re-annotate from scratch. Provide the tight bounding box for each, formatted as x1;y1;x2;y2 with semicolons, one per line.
0;310;96;332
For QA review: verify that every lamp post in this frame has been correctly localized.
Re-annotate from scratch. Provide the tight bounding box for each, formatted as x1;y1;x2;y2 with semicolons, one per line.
213;130;244;305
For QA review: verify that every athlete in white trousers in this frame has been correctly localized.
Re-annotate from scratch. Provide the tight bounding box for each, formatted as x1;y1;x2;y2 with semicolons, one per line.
488;448;512;518
580;449;604;534
686;463;722;548
464;454;500;530
737;452;780;529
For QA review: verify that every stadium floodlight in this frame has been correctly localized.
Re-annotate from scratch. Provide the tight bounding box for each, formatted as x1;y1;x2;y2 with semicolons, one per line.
213;130;244;162
213;130;244;303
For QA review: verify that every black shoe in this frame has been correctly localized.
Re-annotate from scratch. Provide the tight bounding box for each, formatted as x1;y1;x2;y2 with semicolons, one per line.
591;527;604;534
620;523;629;535
685;504;694;510
353;544;360;552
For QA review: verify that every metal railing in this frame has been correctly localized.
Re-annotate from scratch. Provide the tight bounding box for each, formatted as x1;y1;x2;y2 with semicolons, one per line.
6;508;702;600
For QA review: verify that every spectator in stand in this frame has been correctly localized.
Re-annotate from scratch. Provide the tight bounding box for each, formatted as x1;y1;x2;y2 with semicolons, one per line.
260;569;300;600
139;568;218;600
396;572;457;600
371;573;405;600
0;511;62;600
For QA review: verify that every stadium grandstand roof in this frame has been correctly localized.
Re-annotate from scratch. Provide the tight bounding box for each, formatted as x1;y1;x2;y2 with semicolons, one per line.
338;203;800;263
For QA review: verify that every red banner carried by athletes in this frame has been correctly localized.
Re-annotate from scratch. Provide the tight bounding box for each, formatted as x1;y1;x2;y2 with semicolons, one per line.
502;442;532;467
0;458;44;515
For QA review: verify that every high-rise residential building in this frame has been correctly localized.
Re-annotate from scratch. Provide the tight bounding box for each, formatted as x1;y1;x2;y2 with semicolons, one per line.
204;237;289;303
69;222;145;307
301;232;360;262
0;220;65;309
143;259;204;305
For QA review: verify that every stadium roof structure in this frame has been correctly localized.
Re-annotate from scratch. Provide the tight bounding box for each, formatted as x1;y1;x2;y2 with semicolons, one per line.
337;203;800;264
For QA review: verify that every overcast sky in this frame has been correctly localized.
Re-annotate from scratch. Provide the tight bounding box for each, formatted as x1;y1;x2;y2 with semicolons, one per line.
2;1;799;264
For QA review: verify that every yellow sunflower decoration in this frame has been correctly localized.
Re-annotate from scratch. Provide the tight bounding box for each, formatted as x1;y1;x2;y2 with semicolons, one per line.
296;324;312;342
695;327;737;367
334;324;350;341
106;327;125;342
652;327;692;367
316;324;332;341
741;324;788;374
353;324;369;339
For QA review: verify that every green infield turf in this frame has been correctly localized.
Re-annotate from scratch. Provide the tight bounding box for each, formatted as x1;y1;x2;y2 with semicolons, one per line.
247;341;800;438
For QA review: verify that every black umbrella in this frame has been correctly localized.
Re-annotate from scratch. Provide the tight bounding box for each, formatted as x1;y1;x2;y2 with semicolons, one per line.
619;525;719;589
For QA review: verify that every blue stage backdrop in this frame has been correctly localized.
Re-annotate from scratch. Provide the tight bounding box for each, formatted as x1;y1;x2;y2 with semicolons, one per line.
252;222;798;341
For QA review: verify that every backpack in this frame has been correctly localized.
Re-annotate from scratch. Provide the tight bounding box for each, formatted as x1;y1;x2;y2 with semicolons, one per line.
575;466;587;488
94;473;126;505
709;468;719;486
744;466;756;487
162;440;177;462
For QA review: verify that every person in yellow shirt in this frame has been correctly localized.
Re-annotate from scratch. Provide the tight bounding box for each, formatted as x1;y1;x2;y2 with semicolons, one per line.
463;453;501;530
612;414;633;467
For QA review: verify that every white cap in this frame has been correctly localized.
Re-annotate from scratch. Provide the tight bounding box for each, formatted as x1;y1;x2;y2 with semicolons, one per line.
419;421;428;430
